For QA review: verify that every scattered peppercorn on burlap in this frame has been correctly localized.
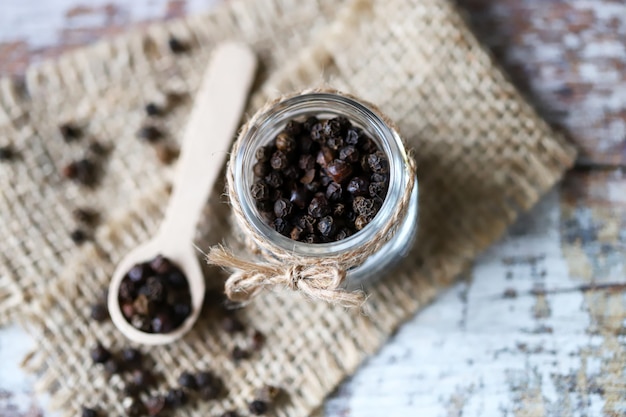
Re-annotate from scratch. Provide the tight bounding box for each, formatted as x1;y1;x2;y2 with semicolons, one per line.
5;0;577;415
0;0;342;326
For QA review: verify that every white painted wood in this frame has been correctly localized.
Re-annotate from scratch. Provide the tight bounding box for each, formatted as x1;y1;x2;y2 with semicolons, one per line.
324;190;614;417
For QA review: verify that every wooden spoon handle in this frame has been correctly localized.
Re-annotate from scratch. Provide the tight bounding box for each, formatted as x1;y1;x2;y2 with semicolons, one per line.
158;42;257;243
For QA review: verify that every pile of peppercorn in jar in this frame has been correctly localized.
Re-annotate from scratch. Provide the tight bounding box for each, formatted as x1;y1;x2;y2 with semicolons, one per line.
250;116;390;243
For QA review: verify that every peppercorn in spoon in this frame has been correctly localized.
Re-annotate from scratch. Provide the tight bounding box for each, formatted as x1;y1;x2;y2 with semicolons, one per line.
108;42;257;345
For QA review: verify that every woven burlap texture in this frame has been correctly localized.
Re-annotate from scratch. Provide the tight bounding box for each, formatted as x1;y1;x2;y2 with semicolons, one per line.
17;0;576;416
0;0;342;326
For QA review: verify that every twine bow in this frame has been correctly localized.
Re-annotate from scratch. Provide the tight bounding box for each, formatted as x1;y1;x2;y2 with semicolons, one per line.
208;245;365;307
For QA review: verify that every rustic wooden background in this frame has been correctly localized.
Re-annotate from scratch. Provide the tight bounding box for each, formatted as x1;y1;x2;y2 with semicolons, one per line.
1;0;625;416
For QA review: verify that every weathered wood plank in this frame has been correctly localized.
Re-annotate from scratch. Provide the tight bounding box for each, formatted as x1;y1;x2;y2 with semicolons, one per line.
457;0;626;166
0;325;45;417
561;170;626;417
0;0;222;76
325;187;626;417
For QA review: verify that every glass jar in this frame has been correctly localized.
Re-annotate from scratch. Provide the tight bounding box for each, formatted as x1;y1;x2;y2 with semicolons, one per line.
232;91;418;289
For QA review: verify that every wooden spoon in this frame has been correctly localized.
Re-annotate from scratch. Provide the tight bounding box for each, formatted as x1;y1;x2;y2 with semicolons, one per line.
108;42;257;345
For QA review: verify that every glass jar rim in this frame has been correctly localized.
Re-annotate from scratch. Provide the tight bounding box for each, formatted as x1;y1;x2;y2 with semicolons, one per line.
233;91;413;258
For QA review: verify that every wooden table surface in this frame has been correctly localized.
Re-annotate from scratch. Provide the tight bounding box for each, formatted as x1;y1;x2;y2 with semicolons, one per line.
1;1;626;416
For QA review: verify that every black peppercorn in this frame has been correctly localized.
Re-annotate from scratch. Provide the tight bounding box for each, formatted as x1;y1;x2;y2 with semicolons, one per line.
121;348;142;367
249;400;269;415
347;177;370;196
352;196;375;216
0;145;16;161
195;371;217;388
165;388;188;408
232;346;250;361
310;122;325;143
119;281;136;302
61;162;77;179
104;358;122;375
304;234;320;244
142;276;166;302
273;198;293;218
251;330;265;350
137;125;163;142
132;368;154;386
325;182;343;202
345;127;361;145
284;120;303;136
63;159;98;186
303;116;319;131
308;194;330;218
90;303;108;322
199;384;222;400
275;132;296;152
221;411;239;417
354;214;372;231
77;158;98;186
255;145;272;162
300;168;316;185
168;36;189;53
326;135;343;150
72;207;99;226
317;216;336;237
360;137;378;153
339;145;359;163
173;302;191;320
151;311;174;333
90;342;111;364
290;226;304;241
145;102;162;117
87;141;108;157
81;407;98;417
369;181;387;198
367;151;388;173
178;371;198;390
59;123;82;142
296;215;316;233
154;143;179;165
335;227;352;241
70;229;88;245
168;270;188;288
333;203;346;217
326;159;353;183
149;254;171;274
131;314;150;332
270;150;289;171
298;154;316;170
316;146;335;167
253;161;270;177
123;383;141;398
251;181;271;201
268;171;287;190
273;217;289;236
282;165;300;181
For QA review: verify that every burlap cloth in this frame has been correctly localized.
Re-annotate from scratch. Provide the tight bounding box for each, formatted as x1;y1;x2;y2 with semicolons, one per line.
0;0;576;415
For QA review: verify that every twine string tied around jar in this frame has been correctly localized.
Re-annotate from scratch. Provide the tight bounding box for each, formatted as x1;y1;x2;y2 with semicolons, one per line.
207;246;360;305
